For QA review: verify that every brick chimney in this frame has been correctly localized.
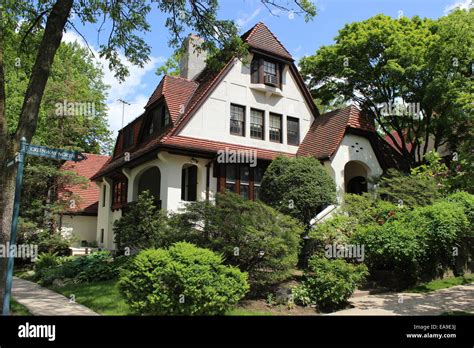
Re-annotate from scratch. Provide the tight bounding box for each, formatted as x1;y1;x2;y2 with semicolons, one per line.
179;35;207;80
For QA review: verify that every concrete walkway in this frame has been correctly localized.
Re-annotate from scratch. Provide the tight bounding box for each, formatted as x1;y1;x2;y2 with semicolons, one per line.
329;283;474;315
12;277;99;316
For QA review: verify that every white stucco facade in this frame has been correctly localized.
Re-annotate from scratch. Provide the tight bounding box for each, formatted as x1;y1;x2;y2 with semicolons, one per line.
60;215;98;247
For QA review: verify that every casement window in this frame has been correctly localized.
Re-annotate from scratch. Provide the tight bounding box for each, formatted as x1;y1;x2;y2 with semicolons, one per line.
220;164;265;201
100;229;104;244
123;127;134;148
230;104;245;136
269;113;282;143
146;104;170;137
250;109;264;140
112;177;128;206
250;56;281;87
287;116;300;145
181;164;198;201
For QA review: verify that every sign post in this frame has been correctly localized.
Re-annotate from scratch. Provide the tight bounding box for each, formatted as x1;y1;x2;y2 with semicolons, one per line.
2;139;85;315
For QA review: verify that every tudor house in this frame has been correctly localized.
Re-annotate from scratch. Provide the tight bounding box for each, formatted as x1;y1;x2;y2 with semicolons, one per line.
91;22;402;250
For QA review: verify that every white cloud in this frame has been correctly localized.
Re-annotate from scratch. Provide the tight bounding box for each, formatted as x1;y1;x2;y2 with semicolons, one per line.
444;0;473;14
62;30;165;135
236;8;262;28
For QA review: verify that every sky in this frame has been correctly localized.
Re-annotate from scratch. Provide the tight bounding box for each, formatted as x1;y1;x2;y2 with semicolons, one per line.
62;0;472;136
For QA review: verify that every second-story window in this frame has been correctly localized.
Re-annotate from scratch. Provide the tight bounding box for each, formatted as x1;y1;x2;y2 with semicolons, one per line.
112;177;128;206
263;60;278;85
230;104;245;136
251;56;281;87
269;113;282;143
287;116;300;145
250;109;264;140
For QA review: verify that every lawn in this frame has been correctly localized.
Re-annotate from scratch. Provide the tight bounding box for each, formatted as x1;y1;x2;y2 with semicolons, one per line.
11;299;31;316
49;278;306;316
404;274;474;293
51;279;132;316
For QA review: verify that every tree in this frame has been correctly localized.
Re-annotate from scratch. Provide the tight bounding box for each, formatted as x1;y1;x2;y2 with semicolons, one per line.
300;10;473;168
0;0;316;311
260;156;336;229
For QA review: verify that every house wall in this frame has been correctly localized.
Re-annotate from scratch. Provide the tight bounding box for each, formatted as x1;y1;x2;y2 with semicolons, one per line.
328;134;383;203
61;215;97;247
179;55;314;155
96;152;218;250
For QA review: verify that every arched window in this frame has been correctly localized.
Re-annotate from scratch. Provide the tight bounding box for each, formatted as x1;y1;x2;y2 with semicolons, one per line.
181;164;198;201
347;176;367;195
137;167;161;199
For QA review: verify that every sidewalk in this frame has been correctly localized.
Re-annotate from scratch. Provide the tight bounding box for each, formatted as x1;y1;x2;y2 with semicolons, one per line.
12;277;99;316
329;283;474;315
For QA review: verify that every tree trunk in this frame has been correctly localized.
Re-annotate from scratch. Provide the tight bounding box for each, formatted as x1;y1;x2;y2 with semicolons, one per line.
0;0;73;313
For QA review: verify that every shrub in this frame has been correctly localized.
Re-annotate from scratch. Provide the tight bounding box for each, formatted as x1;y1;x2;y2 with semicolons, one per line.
447;191;474;225
113;190;170;252
36;251;124;285
301;257;367;311
261;156;336;227
34;252;60;279
376;169;441;207
118;242;249;315
36;231;72;256
343;193;401;225
175;192;304;291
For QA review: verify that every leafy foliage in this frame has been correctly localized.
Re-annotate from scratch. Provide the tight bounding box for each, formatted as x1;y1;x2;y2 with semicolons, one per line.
261;156;336;227
173;193;304;291
299;257;368;311
118;242;249;315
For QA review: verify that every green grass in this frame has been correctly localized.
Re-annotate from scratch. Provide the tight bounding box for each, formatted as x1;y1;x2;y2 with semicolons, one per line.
405;274;474;293
51;279;133;315
441;311;474;316
11;299;32;316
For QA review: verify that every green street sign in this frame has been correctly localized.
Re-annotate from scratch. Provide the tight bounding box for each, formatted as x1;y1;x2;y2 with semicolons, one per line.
26;144;86;162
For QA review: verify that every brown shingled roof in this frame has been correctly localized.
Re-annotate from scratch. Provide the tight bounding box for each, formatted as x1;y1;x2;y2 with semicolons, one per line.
241;22;293;60
298;105;375;159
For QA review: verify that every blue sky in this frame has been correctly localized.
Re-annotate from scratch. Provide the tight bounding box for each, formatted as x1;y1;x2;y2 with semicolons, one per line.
63;0;471;135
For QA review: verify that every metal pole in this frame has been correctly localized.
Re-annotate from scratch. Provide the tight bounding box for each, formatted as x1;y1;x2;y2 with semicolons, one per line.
2;137;28;315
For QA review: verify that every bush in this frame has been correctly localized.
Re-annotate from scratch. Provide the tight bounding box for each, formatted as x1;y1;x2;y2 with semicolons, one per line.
261;156;336;227
34;252;60;279
118;242;249;315
113;191;170;252
300;257;367;311
343;193;401;225
174;192;304;291
36;251;125;285
308;215;357;256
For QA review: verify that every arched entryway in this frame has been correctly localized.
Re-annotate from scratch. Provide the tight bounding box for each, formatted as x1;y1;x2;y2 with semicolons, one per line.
181;164;198;201
344;161;369;195
135;166;161;200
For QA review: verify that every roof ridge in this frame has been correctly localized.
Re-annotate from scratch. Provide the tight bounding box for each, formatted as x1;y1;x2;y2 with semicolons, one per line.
243;21;292;59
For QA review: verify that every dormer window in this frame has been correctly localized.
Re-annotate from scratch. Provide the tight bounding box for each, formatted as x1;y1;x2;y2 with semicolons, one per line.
144;103;171;139
251;56;282;87
123;127;134;148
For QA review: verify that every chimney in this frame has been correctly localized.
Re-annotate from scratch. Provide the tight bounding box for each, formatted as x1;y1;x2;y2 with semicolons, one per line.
179;35;207;80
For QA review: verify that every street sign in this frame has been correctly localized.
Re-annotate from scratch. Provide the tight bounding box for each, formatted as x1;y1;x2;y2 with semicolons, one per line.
2;139;85;315
26;144;86;162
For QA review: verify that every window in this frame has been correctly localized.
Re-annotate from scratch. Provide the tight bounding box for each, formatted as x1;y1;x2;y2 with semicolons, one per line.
100;229;104;244
181;165;198;201
225;164;237;192
112;177;128;206
161;108;170;127
123;127;134;148
250;56;281;87
102;186;106;207
250;109;264;140
220;164;266;201
146;104;170;137
269;113;282;143
230;104;245;136
287;117;300;145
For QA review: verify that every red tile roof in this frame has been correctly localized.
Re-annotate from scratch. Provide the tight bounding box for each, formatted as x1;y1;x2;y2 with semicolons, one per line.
383;130;414;154
60;154;110;214
161;135;294;161
241;22;293;60
298;105;375;159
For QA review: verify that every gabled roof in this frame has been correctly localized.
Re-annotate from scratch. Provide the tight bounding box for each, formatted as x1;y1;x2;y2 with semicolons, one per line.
241;22;293;60
92;22;317;180
59;153;110;215
298;105;375;159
